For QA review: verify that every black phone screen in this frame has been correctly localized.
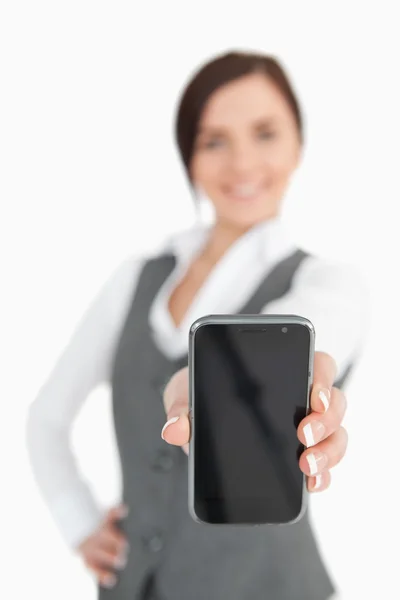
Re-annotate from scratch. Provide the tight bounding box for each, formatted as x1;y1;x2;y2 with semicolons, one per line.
192;321;312;525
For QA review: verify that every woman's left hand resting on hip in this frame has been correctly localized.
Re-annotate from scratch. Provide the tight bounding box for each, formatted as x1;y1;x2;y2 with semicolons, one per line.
161;351;348;493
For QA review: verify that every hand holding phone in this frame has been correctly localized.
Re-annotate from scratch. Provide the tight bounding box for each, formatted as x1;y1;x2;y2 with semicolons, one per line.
161;315;347;526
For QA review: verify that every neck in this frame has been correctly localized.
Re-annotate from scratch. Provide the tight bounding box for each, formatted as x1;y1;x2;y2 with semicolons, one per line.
201;219;255;266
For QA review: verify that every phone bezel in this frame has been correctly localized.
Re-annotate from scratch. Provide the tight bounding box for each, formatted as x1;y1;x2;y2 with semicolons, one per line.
187;314;315;527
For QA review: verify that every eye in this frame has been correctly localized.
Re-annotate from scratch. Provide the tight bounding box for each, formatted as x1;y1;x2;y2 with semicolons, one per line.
202;137;225;150
257;129;276;141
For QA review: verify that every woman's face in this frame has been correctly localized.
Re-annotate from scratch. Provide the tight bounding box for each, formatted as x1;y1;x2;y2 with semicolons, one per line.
190;73;301;229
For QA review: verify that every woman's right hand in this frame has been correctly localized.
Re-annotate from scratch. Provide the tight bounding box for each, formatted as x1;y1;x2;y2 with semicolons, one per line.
78;505;129;589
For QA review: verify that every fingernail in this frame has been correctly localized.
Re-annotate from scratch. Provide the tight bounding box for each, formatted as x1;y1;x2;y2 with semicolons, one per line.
102;574;116;588
161;416;179;440
306;451;328;475
313;474;323;490
115;553;127;569
319;389;330;412
303;421;326;448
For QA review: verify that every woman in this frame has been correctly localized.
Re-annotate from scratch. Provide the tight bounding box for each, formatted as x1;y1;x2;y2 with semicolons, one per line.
27;51;366;600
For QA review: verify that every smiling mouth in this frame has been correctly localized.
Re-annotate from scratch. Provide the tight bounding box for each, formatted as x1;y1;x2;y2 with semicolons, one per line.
225;183;266;201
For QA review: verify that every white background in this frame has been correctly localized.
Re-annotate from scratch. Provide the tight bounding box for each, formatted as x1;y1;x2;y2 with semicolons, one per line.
1;2;399;598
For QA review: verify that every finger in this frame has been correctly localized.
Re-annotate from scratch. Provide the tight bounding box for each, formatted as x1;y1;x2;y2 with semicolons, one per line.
88;565;117;589
92;546;127;571
161;367;190;447
307;470;332;493
299;427;348;477
100;526;129;556
310;351;338;414
106;504;129;524
298;387;347;448
84;557;118;589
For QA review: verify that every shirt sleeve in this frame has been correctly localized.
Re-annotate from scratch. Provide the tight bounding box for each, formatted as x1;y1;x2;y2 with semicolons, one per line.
261;255;370;381
26;256;143;549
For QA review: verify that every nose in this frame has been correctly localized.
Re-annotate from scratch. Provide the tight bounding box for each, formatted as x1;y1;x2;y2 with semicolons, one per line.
228;142;261;176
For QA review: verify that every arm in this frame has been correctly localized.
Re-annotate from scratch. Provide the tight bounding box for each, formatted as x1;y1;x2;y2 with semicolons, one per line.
159;257;361;498
262;256;369;381
26;257;142;549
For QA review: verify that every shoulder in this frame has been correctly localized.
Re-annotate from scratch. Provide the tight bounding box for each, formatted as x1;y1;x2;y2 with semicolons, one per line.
268;252;370;375
103;222;208;300
105;234;179;285
293;252;369;301
103;225;201;290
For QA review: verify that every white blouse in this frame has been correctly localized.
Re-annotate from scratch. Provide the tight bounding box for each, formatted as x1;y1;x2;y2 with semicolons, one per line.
26;216;368;549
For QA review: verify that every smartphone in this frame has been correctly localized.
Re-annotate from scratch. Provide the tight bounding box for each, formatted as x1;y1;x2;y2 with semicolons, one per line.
188;314;314;526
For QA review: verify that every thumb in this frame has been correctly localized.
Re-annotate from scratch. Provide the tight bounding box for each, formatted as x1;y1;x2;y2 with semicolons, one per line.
162;368;190;447
161;412;191;447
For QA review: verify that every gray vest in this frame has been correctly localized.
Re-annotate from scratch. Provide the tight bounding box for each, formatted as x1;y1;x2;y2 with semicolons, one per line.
103;250;348;600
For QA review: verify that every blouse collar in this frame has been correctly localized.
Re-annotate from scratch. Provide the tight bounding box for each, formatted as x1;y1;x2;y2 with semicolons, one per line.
168;214;295;268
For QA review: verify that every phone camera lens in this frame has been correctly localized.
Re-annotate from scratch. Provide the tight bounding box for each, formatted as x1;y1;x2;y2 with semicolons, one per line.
281;327;288;333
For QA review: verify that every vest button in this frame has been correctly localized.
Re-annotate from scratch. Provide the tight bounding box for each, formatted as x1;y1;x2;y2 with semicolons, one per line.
152;449;174;472
144;533;164;553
